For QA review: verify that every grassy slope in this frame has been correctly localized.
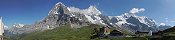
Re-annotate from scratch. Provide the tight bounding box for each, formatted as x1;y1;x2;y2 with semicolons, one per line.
20;24;97;40
17;24;148;40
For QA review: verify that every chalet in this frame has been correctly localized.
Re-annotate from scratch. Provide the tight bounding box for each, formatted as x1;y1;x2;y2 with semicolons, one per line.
0;16;4;40
91;26;110;38
97;26;110;38
100;26;124;38
104;26;110;36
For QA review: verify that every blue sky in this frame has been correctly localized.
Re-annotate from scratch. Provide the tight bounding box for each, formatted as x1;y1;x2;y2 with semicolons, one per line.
0;0;175;26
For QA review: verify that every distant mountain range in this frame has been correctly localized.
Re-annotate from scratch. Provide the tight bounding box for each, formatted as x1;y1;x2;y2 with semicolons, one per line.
6;2;172;35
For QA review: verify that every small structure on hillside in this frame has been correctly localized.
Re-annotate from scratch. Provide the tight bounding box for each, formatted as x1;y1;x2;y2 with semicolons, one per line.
109;30;123;36
104;26;110;36
0;16;4;40
135;30;153;37
97;25;110;38
91;25;111;39
135;31;149;37
91;25;125;39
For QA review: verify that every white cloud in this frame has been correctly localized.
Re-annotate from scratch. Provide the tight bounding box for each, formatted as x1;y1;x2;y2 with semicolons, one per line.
160;23;166;26
4;25;8;30
129;8;145;14
139;8;145;12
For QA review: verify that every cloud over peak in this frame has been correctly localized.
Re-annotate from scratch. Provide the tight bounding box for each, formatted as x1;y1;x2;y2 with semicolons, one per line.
160;23;166;26
129;8;145;14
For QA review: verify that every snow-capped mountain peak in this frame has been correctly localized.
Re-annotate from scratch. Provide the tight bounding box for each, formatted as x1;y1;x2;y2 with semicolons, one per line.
67;5;102;15
48;2;68;15
107;12;158;32
55;2;65;7
121;13;131;19
12;24;24;28
87;6;102;15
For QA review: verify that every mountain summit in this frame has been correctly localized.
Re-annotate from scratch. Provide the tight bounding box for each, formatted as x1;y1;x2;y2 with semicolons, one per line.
49;2;68;15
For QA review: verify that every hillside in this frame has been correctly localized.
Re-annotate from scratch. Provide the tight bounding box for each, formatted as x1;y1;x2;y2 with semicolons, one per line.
162;26;175;36
163;26;175;33
148;26;175;40
19;24;99;40
10;24;147;40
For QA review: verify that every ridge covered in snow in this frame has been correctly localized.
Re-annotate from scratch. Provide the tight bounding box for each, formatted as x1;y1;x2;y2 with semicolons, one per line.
67;5;102;15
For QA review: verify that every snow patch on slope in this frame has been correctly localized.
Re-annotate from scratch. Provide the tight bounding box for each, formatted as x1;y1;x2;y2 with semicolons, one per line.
67;6;101;15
